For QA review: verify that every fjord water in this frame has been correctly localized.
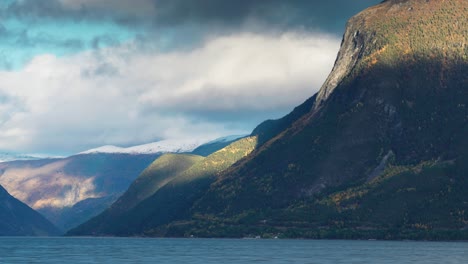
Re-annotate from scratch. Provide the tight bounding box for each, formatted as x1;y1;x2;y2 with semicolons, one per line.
0;238;467;263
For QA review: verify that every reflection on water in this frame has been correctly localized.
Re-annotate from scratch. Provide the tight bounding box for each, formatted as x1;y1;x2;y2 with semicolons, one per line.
0;237;466;264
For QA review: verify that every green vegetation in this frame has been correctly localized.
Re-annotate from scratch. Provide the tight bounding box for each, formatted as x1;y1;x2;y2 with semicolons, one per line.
350;0;467;78
169;156;467;240
67;137;257;236
191;137;243;156
111;153;204;213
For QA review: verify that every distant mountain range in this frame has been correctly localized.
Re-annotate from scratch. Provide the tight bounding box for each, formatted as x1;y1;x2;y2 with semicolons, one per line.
69;0;468;240
0;135;245;234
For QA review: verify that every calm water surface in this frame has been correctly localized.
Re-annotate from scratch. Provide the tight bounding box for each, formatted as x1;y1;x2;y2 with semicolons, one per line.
0;237;466;263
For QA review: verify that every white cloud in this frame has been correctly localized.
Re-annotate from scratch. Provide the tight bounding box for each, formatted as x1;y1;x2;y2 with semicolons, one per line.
0;32;339;154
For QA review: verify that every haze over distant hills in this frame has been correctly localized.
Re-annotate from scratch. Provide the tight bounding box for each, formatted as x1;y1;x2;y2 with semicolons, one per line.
0;153;159;232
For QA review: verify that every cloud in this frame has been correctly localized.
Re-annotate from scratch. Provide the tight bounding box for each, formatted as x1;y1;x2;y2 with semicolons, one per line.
3;0;156;22
0;31;339;154
0;0;381;72
0;1;383;154
4;0;381;34
148;0;382;33
0;9;139;70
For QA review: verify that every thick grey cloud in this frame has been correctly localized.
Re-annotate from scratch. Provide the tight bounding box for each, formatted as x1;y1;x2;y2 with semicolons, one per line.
149;0;382;33
4;0;381;34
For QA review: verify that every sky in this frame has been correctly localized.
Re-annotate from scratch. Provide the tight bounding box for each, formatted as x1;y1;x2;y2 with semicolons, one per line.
0;0;381;155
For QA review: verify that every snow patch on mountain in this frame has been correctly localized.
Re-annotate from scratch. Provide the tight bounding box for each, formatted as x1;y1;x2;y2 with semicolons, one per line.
79;138;208;155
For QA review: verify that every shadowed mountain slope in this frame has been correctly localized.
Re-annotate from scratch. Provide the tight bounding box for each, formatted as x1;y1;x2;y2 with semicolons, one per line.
0;185;60;236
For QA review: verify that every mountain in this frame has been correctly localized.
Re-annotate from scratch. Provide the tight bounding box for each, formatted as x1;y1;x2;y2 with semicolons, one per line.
0;136;238;232
103;153;204;215
67;137;257;236
79;139;206;155
178;0;467;240
0;153;159;232
0;185;60;236
70;0;467;240
191;135;247;156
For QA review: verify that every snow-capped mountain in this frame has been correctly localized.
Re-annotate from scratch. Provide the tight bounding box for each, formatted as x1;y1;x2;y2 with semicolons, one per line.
79;138;208;155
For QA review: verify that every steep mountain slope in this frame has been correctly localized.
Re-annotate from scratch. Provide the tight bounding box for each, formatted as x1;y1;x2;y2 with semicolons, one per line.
102;154;204;215
191;135;247;156
0;153;159;231
251;95;317;146
166;0;467;239
67;137;257;236
0;185;60;236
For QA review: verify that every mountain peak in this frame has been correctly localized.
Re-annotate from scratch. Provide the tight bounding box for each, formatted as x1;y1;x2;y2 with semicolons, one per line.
316;0;466;107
